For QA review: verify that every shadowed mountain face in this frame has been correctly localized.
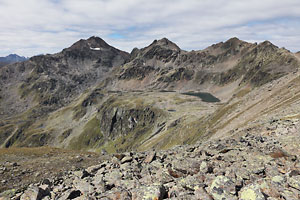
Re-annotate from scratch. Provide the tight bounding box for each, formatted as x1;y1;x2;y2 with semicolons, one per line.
0;36;300;153
0;54;27;67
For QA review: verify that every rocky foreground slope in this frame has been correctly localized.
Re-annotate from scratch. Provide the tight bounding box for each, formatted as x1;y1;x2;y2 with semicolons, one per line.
2;118;300;199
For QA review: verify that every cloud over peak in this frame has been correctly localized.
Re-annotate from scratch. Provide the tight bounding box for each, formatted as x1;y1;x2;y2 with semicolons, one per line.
0;0;300;57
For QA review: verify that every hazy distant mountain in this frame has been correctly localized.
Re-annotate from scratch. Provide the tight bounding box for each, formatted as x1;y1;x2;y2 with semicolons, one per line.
0;54;27;67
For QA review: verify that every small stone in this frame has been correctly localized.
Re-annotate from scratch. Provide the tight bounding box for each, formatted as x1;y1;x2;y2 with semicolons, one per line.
104;169;123;186
209;176;237;200
200;161;208;173
194;187;213;200
41;178;52;186
271;175;285;185
12;162;18;167
131;185;166;200
100;189;131;200
288;175;300;190
144;151;156;163
121;156;133;164
86;164;104;174
73;170;91;179
73;178;94;195
179;175;204;191
39;184;50;192
240;184;265;200
101;149;108;155
281;189;299;200
34;172;41;177
289;170;300;177
20;186;49;200
114;154;125;160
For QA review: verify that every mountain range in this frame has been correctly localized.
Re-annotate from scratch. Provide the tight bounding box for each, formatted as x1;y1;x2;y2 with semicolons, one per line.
0;54;27;67
0;36;300;152
1;36;300;199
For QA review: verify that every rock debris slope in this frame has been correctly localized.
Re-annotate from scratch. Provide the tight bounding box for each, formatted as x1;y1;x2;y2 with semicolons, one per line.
5;119;300;199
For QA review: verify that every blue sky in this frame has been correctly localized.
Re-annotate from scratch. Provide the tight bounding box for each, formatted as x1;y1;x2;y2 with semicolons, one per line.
0;0;300;57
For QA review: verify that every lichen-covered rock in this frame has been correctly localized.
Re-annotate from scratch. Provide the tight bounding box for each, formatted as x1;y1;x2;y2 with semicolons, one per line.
20;186;49;200
179;175;204;191
240;184;265;200
194;187;213;200
288;175;300;190
99;188;132;200
73;178;94;195
281;189;299;200
209;176;237;200
271;175;285;186
172;158;201;175
131;185;167;200
103;169;123;185
200;161;209;173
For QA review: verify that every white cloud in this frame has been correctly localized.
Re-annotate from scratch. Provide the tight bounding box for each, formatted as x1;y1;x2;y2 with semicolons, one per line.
0;0;300;56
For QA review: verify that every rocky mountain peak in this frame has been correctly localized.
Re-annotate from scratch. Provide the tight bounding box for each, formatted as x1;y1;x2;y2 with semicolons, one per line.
129;38;181;61
206;37;250;55
224;37;244;46
150;37;181;51
6;54;27;60
65;36;112;52
218;37;249;51
0;54;27;62
257;40;278;51
86;36;111;49
60;36;129;64
0;54;27;67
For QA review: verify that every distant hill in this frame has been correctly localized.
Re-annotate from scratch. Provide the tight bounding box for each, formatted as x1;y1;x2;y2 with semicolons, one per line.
0;54;27;67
